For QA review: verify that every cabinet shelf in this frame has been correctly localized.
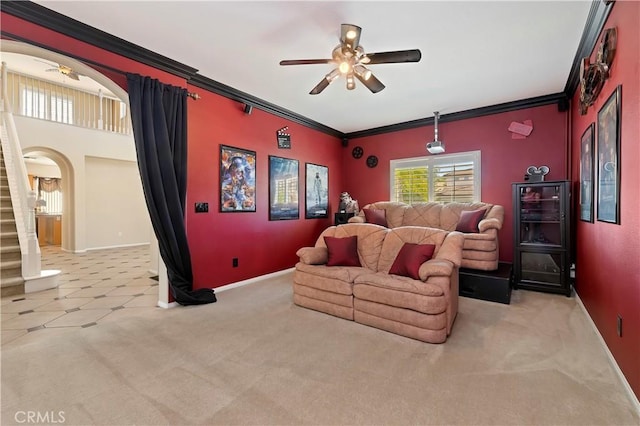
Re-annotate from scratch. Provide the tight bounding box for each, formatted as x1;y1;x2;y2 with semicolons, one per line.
512;180;571;297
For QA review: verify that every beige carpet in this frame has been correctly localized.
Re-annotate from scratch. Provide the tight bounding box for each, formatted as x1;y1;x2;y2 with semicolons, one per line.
1;271;638;425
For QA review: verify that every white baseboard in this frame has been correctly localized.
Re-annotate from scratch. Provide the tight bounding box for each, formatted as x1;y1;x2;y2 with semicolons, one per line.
575;293;640;413
157;300;178;309
213;267;295;293
155;268;294;308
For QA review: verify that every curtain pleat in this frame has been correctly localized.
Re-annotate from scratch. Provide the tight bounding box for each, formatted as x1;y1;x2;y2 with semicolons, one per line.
127;73;216;305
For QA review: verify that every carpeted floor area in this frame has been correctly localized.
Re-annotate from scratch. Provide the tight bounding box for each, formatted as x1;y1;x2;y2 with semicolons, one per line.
2;269;639;425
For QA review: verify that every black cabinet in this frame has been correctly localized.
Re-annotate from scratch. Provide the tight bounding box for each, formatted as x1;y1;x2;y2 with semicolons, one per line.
512;180;571;296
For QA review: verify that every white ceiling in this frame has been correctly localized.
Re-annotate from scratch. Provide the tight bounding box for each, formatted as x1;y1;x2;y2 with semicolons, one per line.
19;1;592;134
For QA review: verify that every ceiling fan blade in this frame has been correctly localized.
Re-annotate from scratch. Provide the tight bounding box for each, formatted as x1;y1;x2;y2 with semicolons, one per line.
340;24;362;50
364;49;422;64
68;72;81;81
280;59;332;66
309;77;331;95
34;58;58;67
355;72;385;94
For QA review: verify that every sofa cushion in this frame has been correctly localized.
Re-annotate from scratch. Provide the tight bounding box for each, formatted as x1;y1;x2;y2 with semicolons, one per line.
389;243;436;280
324;236;361;267
363;208;388;227
455;209;486;233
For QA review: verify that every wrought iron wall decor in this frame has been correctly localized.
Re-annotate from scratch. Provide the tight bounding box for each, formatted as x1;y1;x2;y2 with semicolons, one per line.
579;27;617;115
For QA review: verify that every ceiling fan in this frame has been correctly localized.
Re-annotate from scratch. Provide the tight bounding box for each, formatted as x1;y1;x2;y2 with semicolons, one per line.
34;59;84;81
279;24;421;95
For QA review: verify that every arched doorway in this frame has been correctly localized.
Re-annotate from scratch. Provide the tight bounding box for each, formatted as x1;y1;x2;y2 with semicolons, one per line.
1;40;164;305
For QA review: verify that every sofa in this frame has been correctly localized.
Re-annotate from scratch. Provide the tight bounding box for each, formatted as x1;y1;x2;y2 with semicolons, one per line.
293;223;464;343
348;201;504;271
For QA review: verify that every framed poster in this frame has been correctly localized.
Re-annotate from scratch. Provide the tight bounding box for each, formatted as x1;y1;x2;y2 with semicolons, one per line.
268;156;299;220
596;85;621;224
220;145;256;212
305;163;329;219
579;123;595;222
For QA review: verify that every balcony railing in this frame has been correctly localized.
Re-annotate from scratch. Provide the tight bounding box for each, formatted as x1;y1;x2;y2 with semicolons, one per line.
3;70;131;136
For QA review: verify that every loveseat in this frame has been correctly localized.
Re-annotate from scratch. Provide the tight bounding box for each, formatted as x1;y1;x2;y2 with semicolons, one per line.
348;201;504;271
293;223;464;343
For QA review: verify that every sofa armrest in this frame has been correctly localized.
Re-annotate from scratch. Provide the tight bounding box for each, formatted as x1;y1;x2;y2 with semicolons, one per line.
433;231;464;267
418;259;454;280
478;217;502;232
478;205;504;232
348;216;365;223
296;247;328;265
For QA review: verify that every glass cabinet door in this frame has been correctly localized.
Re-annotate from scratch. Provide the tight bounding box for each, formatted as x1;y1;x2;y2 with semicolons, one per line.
519;251;564;286
518;183;563;247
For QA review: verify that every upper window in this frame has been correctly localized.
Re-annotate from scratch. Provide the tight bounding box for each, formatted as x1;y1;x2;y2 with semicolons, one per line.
390;151;481;203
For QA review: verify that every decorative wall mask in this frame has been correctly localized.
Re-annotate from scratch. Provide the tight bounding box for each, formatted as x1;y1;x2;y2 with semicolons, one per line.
580;27;617;115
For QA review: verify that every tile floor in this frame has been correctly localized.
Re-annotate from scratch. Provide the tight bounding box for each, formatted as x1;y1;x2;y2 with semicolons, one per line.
1;245;159;346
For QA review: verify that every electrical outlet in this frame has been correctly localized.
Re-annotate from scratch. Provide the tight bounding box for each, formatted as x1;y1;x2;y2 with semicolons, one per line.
195;202;208;213
232;258;239;268
617;315;622;337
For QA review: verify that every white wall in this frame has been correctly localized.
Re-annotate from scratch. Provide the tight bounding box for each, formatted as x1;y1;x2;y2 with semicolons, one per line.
15;116;151;251
85;156;150;249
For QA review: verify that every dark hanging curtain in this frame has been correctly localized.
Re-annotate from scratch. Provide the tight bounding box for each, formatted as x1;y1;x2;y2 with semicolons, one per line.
126;73;216;305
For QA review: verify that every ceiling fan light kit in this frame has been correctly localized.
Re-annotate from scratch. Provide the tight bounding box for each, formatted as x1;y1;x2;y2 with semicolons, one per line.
279;23;421;95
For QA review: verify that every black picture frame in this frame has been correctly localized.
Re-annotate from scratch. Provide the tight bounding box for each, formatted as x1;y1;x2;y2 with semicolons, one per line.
305;163;329;219
596;85;622;224
268;156;299;220
579;123;595;222
219;145;256;212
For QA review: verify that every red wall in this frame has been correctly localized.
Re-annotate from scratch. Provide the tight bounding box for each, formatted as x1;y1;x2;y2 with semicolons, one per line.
342;105;569;263
569;1;640;399
186;90;342;287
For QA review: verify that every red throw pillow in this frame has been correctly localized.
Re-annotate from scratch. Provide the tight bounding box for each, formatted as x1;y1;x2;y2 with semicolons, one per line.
389;243;436;280
455;209;486;233
324;236;361;267
363;208;388;227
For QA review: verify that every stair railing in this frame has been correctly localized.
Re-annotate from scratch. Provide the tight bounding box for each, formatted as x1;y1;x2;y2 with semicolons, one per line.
0;61;41;278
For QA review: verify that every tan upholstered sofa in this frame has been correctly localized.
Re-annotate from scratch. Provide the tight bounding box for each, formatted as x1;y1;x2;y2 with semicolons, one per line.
293;223;464;343
349;201;504;271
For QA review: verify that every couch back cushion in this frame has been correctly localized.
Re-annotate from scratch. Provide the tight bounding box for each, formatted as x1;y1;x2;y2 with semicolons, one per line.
377;226;449;273
317;223;388;271
402;202;443;228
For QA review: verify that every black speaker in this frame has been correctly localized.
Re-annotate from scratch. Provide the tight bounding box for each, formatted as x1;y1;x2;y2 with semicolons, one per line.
334;212;354;225
557;98;569;112
243;104;253;114
341;138;349;147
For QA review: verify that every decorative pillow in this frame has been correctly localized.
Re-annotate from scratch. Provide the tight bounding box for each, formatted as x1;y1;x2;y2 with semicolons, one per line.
363;208;388;227
455;209;486;233
324;236;361;267
389;243;436;280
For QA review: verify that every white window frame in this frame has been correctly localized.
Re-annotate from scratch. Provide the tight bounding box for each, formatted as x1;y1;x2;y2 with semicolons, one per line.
390;150;482;203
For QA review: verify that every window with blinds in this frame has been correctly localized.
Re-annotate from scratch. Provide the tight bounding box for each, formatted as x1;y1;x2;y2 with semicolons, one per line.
390;151;481;204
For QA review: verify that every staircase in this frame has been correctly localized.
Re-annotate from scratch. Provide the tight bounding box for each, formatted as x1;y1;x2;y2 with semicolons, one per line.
0;143;25;296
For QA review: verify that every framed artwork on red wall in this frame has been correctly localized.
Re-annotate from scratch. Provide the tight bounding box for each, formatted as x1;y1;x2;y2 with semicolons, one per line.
220;145;256;212
596;85;621;224
579;123;595;222
268;156;299;220
305;163;329;219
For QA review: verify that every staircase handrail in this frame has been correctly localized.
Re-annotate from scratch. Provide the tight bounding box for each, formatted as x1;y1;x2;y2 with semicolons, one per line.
0;62;41;278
